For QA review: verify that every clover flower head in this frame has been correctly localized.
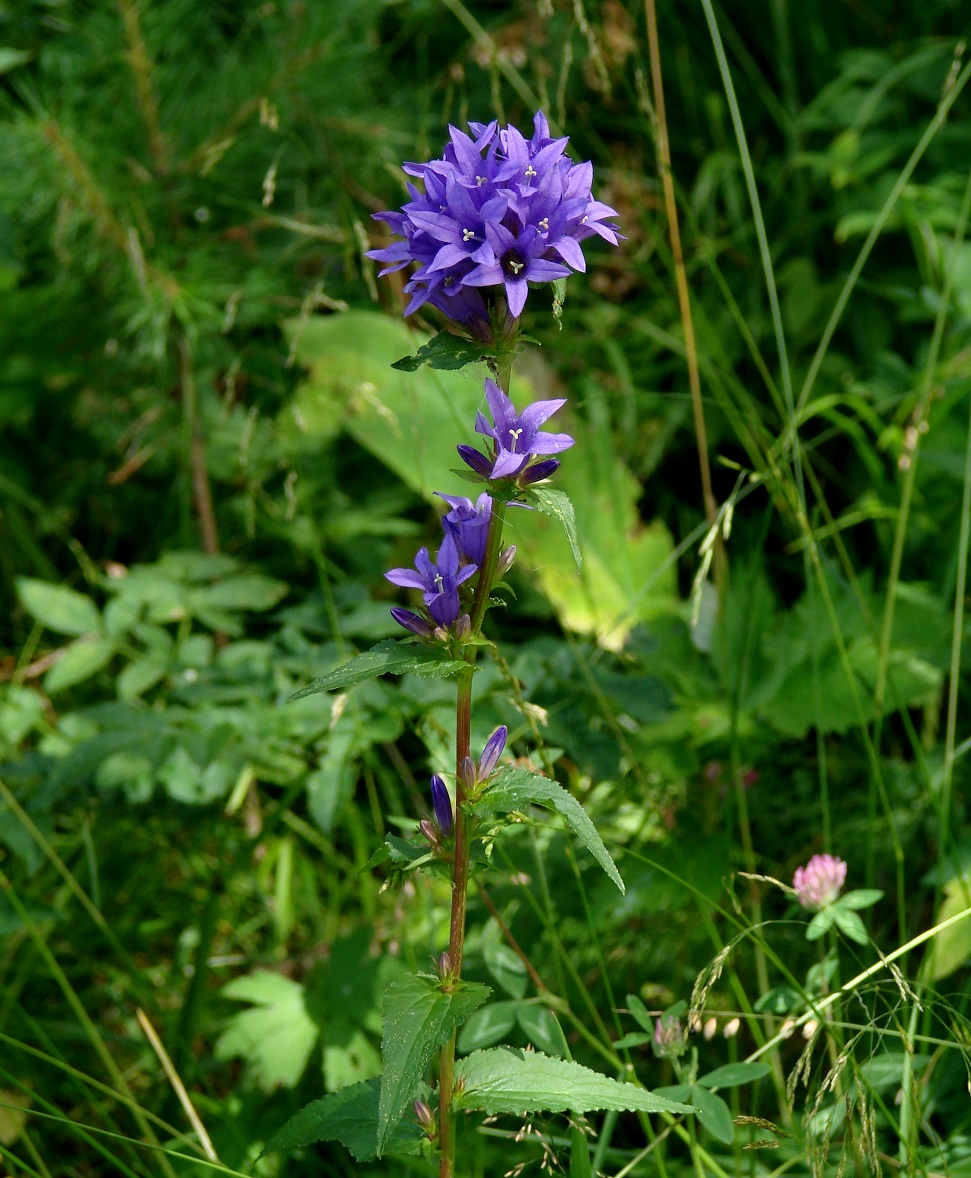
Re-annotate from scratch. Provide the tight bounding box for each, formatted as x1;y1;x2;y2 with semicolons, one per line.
367;111;622;326
385;533;477;628
652;1014;687;1060
793;853;847;910
458;378;574;481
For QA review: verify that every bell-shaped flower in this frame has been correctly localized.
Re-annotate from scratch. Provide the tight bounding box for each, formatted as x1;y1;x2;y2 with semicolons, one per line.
385;534;477;627
459;379;574;480
437;492;492;566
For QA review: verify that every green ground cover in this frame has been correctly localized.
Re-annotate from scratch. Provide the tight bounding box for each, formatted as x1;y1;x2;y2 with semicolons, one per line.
1;1;970;1174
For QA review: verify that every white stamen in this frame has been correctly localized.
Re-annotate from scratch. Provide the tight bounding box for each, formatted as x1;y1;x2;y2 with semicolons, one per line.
508;259;524;275
580;215;588;223
538;217;549;230
434;574;444;591
524;164;537;179
462;228;475;241
508;427;523;450
475;175;487;186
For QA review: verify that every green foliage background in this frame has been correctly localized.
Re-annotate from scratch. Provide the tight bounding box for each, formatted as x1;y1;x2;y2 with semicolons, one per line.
1;0;971;1174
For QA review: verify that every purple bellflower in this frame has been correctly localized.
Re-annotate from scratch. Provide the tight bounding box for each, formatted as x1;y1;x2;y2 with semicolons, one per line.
437;492;493;566
458;379;574;480
367;112;622;329
430;774;453;837
793;854;847;910
385;533;477;628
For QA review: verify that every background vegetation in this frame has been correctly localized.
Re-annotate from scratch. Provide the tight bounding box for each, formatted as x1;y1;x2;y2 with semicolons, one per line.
2;1;970;1174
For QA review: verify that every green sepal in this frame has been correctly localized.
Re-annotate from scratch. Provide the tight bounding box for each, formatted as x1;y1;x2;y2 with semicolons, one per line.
289;638;471;701
476;766;624;893
392;330;493;372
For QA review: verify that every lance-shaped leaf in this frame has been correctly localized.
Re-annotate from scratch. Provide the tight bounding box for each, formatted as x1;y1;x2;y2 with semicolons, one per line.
378;974;490;1154
524;485;582;572
289;638;471;701
260;1077;423;1161
476;766;624;894
453;1048;695;1116
392;330;494;372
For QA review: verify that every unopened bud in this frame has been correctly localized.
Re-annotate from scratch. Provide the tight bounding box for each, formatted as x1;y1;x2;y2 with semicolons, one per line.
802;1019;819;1039
652;1015;687;1060
478;725;508;780
437;951;452;980
703;1016;718;1040
413;1099;434;1130
723;1017;740;1039
495;545;517;577
779;1018;796;1039
460;756;477;792
453;613;472;640
430;775;453;837
419;818;438;845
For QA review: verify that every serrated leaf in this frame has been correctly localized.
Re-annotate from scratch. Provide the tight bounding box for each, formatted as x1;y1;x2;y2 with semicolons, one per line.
458;1001;518;1052
215;971;318;1091
391;330;493;372
697;1062;770;1089
689;1084;734;1144
17;578;101;637
261;1077;423;1161
44;636;116;693
378;974;489;1154
453;1048;694;1115
477;766;624;894
526;486;582;572
289;639;470;700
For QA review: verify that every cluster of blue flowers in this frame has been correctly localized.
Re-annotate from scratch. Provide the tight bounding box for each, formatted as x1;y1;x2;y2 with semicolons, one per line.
367;112;622;334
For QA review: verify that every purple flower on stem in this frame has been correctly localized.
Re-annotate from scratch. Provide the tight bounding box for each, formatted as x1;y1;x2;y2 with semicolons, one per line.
652;1014;687;1060
437;492;493;566
478;726;507;779
459;379;574;480
430;774;453;837
366;111;621;327
385;534;477;627
793;854;847;911
389;607;434;638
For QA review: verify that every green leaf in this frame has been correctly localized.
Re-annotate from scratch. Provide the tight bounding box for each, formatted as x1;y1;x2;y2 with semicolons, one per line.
477;766;624;894
17;578;101;637
517;1004;568;1057
526;486;582;572
626;993;654;1033
613;1032;654;1049
688;1084;734;1144
836;889;883;910
570;1123;592;1177
697;1062;770;1089
44;636;117;693
261;1077;424;1161
116;656;168;700
391;330;493;372
192;574;288;613
482;939;527;998
806;908;836;940
378;974;489;1154
215;971;318;1091
453;1048;694;1116
0;48;32;75
458;1001;518;1052
289;639;471;700
922;873;971;981
831;906;869;944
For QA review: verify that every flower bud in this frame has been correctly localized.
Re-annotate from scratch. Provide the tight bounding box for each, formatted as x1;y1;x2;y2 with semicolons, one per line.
456;444;493;478
521;458;560;484
453;613;472;640
495;545;517;577
437;951;452;980
652;1014;687;1060
478;725;507;780
430;775;453;837
413;1099;434;1130
419;818;439;845
460;756;477;792
390;607;433;638
723;1017;740;1039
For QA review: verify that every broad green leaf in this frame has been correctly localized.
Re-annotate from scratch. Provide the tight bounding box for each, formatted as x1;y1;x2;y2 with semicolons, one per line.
613;1032;653;1049
697;1062;770;1089
806;908;836;940
477;766;625;894
44;636;116;693
17;578;101;637
0;48;32;75
482;939;527;998
216;971;318;1091
838;889;883;910
831;906;869;944
688;1084;734;1144
191;574;288;613
378;974;489;1154
453;1048;694;1116
526;486;582;572
289;639;470;701
517;1004;568;1057
626;993;654;1033
261;1077;423;1161
458;1001;518;1052
922;873;971;981
116;656;168;701
391;329;493;372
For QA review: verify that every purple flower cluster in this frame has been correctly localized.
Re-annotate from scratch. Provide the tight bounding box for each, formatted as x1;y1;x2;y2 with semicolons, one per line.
367;112;622;329
385;380;572;634
793;853;847;910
